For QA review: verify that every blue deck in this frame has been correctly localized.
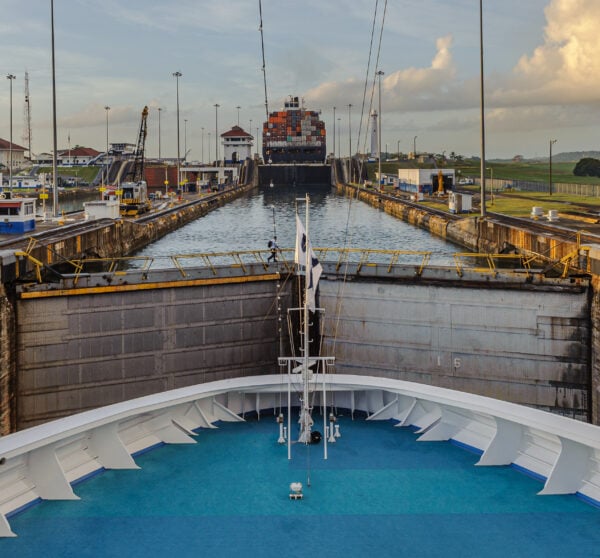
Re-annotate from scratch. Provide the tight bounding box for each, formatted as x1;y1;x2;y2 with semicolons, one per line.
3;416;600;557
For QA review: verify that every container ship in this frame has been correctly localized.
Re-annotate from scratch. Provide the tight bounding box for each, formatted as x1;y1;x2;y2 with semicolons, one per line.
262;96;326;163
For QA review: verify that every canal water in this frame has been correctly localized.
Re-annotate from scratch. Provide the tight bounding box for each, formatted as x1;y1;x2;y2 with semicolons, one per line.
135;185;460;265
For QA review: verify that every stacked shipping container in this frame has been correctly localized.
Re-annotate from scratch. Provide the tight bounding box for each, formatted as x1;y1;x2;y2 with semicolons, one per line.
262;96;326;163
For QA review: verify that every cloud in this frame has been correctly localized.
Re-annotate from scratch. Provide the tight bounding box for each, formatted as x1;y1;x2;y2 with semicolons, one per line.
491;0;600;107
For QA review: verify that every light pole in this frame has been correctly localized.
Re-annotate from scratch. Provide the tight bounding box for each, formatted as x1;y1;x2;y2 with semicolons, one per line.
104;106;110;187
376;70;384;189
173;71;182;191
486;166;494;204
184;119;188;163
214;103;220;164
413;135;417;159
157;107;162;160
256;127;259;157
348;103;352;181
51;0;58;216
208;132;211;162
397;139;401;159
549;139;557;196
201;127;205;163
337;118;341;159
6;74;15;194
479;0;487;217
332;106;336;159
236;106;241;126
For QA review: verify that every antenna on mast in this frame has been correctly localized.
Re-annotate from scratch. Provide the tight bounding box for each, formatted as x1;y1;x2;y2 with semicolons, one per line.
22;70;32;160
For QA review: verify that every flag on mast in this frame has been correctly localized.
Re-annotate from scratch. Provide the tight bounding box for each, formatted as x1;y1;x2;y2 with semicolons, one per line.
295;213;322;312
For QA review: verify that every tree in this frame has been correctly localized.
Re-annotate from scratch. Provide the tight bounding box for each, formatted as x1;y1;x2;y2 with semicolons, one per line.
573;157;600;177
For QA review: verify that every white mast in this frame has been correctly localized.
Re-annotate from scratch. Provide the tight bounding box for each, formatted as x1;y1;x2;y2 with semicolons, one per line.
298;194;313;444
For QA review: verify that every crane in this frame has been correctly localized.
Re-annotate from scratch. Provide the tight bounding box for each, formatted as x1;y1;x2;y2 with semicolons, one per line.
120;106;151;216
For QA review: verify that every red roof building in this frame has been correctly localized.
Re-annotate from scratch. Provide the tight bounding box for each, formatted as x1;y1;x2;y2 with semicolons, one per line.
220;126;253;163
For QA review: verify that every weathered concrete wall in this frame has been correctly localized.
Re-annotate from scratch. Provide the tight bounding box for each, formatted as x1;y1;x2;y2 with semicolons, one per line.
0;284;16;434
320;278;591;420
335;182;582;260
16;276;292;429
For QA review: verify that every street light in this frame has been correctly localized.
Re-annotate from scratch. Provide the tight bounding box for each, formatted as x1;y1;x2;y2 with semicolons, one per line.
214;103;220;163
376;70;384;189
236;106;241;126
184;119;188;163
208;132;211;162
479;0;487;217
173;71;182;191
549;139;557;196
348;103;352;181
157;107;162;160
256;127;259;157
486;166;494;205
337;118;341;159
332;106;336;159
51;0;58;216
6;74;15;194
249;118;253;156
397;139;401;159
201;127;205;164
104;106;110;188
413;135;417;159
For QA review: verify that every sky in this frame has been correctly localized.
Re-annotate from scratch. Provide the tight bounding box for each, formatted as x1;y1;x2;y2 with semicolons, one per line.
1;0;599;160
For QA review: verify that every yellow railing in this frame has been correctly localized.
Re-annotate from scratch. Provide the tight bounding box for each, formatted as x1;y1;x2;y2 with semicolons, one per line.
15;245;592;284
453;253;534;278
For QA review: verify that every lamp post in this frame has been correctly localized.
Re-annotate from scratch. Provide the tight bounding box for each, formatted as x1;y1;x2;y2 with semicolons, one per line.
337;118;341;159
549;139;557;196
479;0;487;217
208;132;211;162
413;135;417;159
256;127;259;157
184;119;188;163
6;74;15;194
486;166;493;205
376;70;384;190
214;103;220;164
236;106;241;126
173;71;182;192
157;107;162;160
332;106;336;159
104;106;110;187
201;127;204;164
51;0;58;216
348;103;352;181
397;139;401;159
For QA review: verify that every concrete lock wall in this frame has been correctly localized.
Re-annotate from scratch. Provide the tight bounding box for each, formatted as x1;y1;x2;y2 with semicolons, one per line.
16;278;290;429
319;280;591;420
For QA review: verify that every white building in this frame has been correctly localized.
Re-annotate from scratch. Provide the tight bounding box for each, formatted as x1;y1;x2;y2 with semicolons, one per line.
221;126;253;163
0;138;27;170
60;146;101;166
397;168;456;195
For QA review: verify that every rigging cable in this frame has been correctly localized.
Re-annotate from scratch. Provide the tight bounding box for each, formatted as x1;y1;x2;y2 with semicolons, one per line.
330;0;389;365
258;0;270;120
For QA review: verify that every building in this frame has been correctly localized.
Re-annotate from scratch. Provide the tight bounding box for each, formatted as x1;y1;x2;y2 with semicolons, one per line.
221;126;253;163
397;168;456;195
60;146;101;166
0;138;27;170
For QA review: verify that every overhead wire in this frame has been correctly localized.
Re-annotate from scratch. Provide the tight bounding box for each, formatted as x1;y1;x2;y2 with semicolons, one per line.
329;0;389;361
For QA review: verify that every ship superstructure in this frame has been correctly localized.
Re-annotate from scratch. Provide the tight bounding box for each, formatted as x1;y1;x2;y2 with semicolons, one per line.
262;96;326;163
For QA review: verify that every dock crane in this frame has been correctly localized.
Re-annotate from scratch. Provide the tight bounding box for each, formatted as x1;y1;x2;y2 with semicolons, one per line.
120;106;151;216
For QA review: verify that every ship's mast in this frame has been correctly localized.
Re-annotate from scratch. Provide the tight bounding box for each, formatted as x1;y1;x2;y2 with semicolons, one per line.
299;195;312;445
